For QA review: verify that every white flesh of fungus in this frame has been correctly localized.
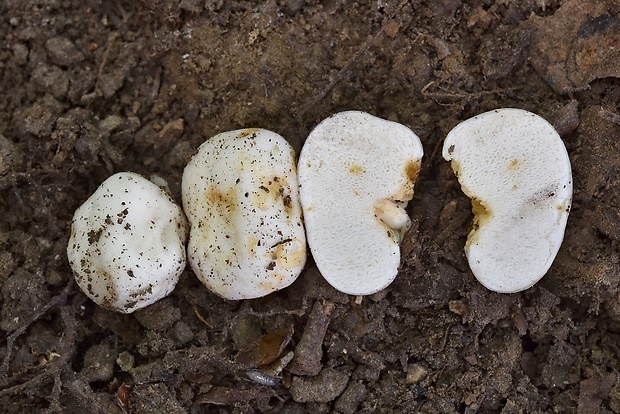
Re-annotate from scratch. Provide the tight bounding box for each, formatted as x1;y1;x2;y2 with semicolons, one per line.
182;128;307;300
67;172;188;313
298;111;424;295
442;108;573;293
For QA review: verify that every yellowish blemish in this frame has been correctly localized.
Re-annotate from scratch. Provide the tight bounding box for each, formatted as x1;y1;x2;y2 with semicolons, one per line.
508;159;519;170
206;186;237;210
236;128;260;139
466;197;492;247
248;236;259;255
556;203;570;213
258;276;284;292
272;239;306;270
393;160;421;202
405;159;421;182
253;175;291;211
348;164;365;175
450;159;462;180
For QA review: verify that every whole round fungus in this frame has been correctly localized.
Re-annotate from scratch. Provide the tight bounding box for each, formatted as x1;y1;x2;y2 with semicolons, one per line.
442;108;573;293
298;111;424;295
67;172;188;313
182;128;306;300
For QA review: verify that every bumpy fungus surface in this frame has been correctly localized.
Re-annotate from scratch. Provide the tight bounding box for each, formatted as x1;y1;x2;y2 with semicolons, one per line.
443;108;573;293
182;128;306;300
298;111;424;295
67;172;188;313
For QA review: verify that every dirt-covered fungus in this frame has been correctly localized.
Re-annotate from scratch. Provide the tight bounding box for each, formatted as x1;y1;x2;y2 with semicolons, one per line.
182;128;307;300
298;111;424;295
67;172;188;313
443;108;573;293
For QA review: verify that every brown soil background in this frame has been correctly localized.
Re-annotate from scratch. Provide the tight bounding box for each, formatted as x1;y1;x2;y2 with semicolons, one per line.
2;0;620;412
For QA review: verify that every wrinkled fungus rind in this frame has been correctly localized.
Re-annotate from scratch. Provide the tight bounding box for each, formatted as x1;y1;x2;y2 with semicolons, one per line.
182;128;307;300
67;172;188;313
442;108;573;293
298;111;424;295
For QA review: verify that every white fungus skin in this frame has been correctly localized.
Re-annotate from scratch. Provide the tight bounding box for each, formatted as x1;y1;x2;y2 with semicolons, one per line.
182;128;307;300
442;108;573;293
67;172;188;313
298;111;424;296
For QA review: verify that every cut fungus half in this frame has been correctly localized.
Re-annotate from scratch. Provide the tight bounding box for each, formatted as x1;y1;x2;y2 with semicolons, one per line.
182;128;306;300
442;108;573;293
298;111;424;295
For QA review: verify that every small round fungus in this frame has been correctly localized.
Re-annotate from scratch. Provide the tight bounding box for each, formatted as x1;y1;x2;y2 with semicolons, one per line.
182;128;307;300
442;108;573;293
298;111;424;295
67;172;188;313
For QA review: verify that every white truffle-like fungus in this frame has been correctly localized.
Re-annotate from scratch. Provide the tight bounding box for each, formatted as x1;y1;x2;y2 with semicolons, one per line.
68;172;188;313
182;128;307;300
298;111;424;295
442;108;573;293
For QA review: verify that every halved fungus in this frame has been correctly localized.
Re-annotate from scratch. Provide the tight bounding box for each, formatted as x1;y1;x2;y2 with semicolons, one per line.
442;108;573;293
182;128;306;300
67;172;188;313
298;111;424;295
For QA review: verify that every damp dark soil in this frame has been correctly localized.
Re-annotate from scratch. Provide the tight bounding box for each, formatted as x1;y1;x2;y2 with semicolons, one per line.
2;0;620;413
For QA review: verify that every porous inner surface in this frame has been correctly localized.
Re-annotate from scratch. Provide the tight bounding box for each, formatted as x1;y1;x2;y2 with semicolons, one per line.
443;109;572;292
299;111;423;295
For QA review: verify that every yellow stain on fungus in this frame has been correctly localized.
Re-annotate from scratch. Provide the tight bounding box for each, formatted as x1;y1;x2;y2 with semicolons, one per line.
236;128;260;139
393;160;421;202
556;203;570;213
253;175;292;212
348;164;365;175
405;159;421;182
508;159;519;170
206;186;238;214
466;197;492;247
450;159;462;179
247;236;259;255
272;239;306;270
258;275;285;292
